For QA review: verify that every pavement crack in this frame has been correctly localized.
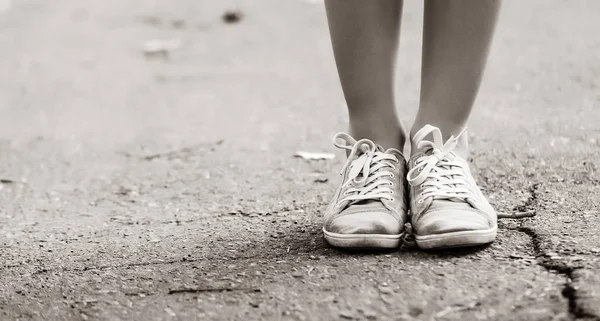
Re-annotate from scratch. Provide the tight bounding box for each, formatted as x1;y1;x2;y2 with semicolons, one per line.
519;226;599;320
168;287;262;295
513;182;542;213
562;282;600;321
23;245;327;276
511;182;599;320
517;226;573;274
81;258;196;272
140;140;224;161
26;258;201;275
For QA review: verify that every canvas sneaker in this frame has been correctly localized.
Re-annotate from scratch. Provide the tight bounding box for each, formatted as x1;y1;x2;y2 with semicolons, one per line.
407;125;497;249
323;133;409;248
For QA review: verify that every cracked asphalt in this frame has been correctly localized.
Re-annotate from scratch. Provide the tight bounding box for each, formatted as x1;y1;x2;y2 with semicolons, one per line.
1;0;599;320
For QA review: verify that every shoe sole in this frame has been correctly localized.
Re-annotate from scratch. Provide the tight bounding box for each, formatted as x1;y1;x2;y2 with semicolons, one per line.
415;226;497;250
323;228;402;249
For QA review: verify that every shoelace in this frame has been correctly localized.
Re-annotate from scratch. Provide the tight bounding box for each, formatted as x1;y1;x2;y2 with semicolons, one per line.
406;125;476;206
333;133;399;206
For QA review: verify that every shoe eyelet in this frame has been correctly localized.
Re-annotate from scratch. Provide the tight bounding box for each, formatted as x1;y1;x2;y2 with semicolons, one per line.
389;191;395;195
420;184;424;188
418;199;424;204
388;198;395;202
390;173;395;178
418;168;423;172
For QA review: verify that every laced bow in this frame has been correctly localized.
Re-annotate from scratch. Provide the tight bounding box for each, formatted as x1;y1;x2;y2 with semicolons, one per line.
407;125;476;205
333;133;399;206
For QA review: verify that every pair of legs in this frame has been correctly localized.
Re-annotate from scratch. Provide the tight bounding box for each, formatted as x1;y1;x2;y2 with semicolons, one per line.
325;0;501;157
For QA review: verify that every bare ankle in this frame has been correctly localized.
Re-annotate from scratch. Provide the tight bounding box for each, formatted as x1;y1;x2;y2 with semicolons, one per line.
349;124;406;151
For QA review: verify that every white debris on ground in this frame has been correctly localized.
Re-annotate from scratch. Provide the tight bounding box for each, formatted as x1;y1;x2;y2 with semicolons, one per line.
143;38;181;58
294;151;335;160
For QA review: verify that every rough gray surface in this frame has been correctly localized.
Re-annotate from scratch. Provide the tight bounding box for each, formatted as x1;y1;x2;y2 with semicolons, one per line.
0;0;599;320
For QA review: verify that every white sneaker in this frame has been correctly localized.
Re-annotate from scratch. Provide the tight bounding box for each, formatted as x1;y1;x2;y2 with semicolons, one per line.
407;125;497;249
323;133;409;249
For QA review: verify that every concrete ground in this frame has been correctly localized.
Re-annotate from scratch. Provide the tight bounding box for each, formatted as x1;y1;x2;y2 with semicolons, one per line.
1;0;599;320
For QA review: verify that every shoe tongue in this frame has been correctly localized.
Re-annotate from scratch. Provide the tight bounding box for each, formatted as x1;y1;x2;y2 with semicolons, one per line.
420;147;434;157
415;147;458;165
443;151;458;162
429;199;473;210
357;143;384;156
349;200;387;211
413;144;436;158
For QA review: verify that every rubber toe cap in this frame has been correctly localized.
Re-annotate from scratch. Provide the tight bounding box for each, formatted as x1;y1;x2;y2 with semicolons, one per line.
328;212;402;235
415;209;492;236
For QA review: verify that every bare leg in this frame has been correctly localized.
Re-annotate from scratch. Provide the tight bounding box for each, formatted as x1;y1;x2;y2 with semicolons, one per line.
412;0;501;157
325;0;405;150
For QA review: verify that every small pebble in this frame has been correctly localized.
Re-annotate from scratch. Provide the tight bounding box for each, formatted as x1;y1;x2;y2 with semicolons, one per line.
222;10;242;24
378;286;393;294
164;308;176;317
339;311;354;319
172;19;186;29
